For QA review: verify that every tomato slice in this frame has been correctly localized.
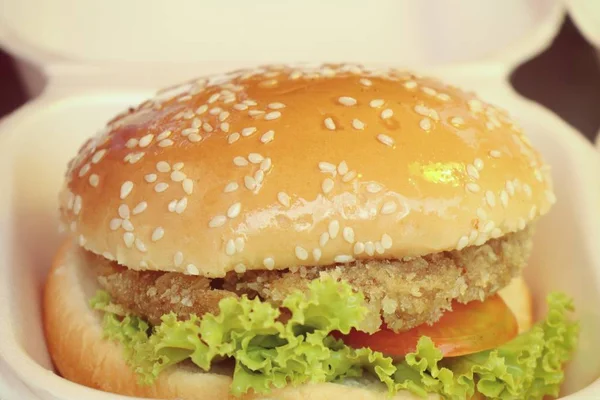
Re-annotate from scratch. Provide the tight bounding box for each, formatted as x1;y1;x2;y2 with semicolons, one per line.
336;294;518;357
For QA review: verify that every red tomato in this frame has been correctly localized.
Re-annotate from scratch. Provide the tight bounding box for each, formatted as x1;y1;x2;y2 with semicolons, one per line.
336;294;518;357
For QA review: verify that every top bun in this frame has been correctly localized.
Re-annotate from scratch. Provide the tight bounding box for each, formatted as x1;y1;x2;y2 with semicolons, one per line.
59;64;555;278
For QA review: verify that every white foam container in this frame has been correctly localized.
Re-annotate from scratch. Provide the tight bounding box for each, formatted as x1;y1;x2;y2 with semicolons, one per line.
0;1;599;399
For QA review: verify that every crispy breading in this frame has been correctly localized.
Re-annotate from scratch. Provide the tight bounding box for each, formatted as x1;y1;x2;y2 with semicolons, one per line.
92;228;531;332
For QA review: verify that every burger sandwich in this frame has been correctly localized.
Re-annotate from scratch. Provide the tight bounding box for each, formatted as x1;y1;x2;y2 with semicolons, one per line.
44;64;578;400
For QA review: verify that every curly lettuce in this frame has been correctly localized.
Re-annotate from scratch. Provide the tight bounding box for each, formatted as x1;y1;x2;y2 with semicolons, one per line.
90;281;578;399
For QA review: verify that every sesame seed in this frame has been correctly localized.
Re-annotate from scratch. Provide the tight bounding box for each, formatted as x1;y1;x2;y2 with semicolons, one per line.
506;180;515;196
225;239;236;256
545;190;557;204
343;227;355;243
168;200;177;212
381;109;393;119
254;169;265;183
466;183;480;193
334;254;354;263
174;251;184;266
122;219;134;232
157;130;172;141
377;133;395;147
248;153;264;163
451;117;464;127
338;96;357;106
78;234;86;246
227;202;242;218
102;251;114;260
422;87;437;96
242;127;257;137
233;156;248;166
195;105;208;115
295;246;308;261
209;215;226;228
219;111;230;121
67;192;74;209
419;118;432;131
366;183;382;193
202;122;214;133
173;162;184;170
78;163;91;177
91;149;107;164
517;217;526;230
322;178;335;194
353;242;365;255
224;182;239;193
235;237;245;252
278;192;291;207
123;232;135;248
328;220;340;239
529;205;537;220
359;78;372;87
370;99;384;108
89;174;99;187
109;218;122;231
263;257;275;270
243;99;258;106
404;81;417;89
120;181;134;199
156;161;170;173
491;228;503;238
468;99;484;112
268;102;286;110
139;134;154;147
125;138;138;149
313;248;322;262
260;157;272;171
208;93;221;103
154;182;169;193
159;139;174;147
170;171;186;182
334;161;347;175
118;204;130;219
234;103;248;111
437;93;451;102
352;119;365;130
482;221;495;233
379;233;392;250
319;232;330;247
261;130;275;143
457;236;469;250
244;176;257;191
188;133;202;142
474;158;484;171
381;201;397;215
362;241;374;256
324;117;336;130
228;132;240;144
175;198;188;214
186;264;199;275
469;229;478;242
152;227;165;241
523;184;532;198
182;179;193;195
500;191;509;208
318;162;336;174
375;241;385;254
264;111;281;121
342;170;357;182
466;165;480;180
219;122;230;132
248;110;265;117
486;191;496;207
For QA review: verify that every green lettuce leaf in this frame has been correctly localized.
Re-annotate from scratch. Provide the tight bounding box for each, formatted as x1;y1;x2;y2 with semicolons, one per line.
393;292;579;400
90;285;578;399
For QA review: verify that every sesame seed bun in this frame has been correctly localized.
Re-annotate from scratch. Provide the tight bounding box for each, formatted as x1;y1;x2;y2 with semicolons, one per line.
44;239;531;400
59;64;555;277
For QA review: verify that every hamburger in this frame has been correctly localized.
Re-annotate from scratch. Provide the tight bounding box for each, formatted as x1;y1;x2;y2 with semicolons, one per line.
44;64;578;399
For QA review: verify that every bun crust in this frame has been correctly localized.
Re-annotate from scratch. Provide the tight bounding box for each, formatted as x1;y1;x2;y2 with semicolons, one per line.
59;64;555;277
44;239;532;400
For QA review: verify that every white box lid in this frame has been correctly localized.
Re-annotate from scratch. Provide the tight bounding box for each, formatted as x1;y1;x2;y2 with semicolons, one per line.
0;0;572;70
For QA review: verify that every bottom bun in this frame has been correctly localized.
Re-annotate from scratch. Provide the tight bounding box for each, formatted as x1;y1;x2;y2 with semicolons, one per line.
44;240;531;400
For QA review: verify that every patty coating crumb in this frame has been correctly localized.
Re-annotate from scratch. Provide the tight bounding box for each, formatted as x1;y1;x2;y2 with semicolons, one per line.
92;228;532;332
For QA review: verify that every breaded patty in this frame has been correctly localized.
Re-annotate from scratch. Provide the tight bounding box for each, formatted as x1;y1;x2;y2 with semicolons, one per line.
93;228;532;332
